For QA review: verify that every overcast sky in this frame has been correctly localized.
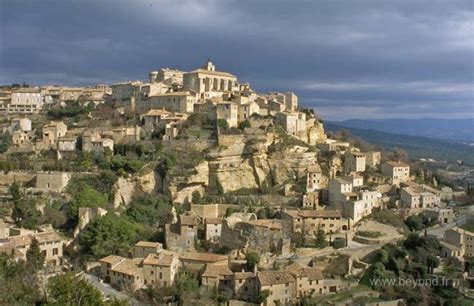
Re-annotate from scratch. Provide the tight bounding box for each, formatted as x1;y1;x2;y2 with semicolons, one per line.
0;0;472;120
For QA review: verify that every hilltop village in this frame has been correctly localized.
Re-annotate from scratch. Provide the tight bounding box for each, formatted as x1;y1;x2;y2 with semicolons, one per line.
0;60;473;306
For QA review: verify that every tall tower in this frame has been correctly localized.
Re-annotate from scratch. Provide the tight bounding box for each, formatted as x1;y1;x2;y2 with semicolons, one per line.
203;58;215;71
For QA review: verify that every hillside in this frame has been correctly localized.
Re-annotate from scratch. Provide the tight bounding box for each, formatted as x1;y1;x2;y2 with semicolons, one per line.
328;118;474;143
325;122;474;164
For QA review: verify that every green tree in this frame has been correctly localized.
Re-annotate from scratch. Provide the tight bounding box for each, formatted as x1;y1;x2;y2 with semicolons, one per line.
238;119;251;130
216;119;229;130
172;270;200;305
375;249;389;264
427;255;440;274
254;290;270;304
79;214;137;258
0;253;42;305
12;197;41;229
48;272;113;306
67;185;108;224
405;215;424;231
124;194;171;227
26;237;45;272
245;252;260;271
9;181;22;201
315;228;328;248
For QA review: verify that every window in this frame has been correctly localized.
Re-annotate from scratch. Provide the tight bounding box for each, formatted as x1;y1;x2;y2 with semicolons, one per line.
53;248;58;255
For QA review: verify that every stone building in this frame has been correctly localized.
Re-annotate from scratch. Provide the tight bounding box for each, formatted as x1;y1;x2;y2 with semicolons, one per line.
424;208;455;224
179;252;229;272
99;256;144;291
381;161;410;186
8;88;43;114
183;60;238;100
215;102;238;128
142;250;179;288
40;121;67;149
204;218;223;243
82;132;114;153
275;111;306;135
400;184;441;209
0;229;65;267
344;150;366;173
257;270;296;306
201;263;233;294
145;92;197;114
366;151;381;168
306;164;324;192
149;68;185;84
133;241;163;258
233;272;258;301
440;227;474;259
35;171;71;192
164;215;199;252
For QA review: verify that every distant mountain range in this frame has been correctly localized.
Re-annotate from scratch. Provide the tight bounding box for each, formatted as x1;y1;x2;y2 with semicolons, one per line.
325;122;474;165
327;118;474;143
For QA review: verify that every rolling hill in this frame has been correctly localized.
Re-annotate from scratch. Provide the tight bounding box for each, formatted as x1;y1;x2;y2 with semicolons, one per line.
325;122;474;165
328;118;474;143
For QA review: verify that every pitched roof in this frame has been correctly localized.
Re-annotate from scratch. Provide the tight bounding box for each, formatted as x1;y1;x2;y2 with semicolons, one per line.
285;263;323;281
234;272;256;280
180;215;198;226
307;164;322;173
180;252;228;263
112;258;143;276
135;241;162;248
202;263;233;278
143;251;176;267
257;270;295;286
298;210;342;218
99;255;125;266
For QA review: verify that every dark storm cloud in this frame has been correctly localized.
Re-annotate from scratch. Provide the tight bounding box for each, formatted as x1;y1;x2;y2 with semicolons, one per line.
0;0;472;119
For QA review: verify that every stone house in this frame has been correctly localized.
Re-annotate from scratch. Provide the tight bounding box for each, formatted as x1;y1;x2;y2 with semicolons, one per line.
39;121;67;149
179;252;229;272
82;132;114;153
57;137;77;152
275;111;306;136
145;92;197;114
440;227;474;259
142;250;179;288
238;101;260;122
257;270;296;306
35;171;71;192
400;185;441;209
112;125;141;144
204;218;223;243
165;215;199;253
328;178;353;206
133;241;163;258
215;102;238;128
345;190;381;222
424;208;455;224
0;229;65;267
302;191;320;210
381;161;410;186
281;209;348;242
366;151;381;168
201;263;234;294
343;174;364;188
306;164;324;192
99;256;144;291
344;150;366;173
233;272;258;301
